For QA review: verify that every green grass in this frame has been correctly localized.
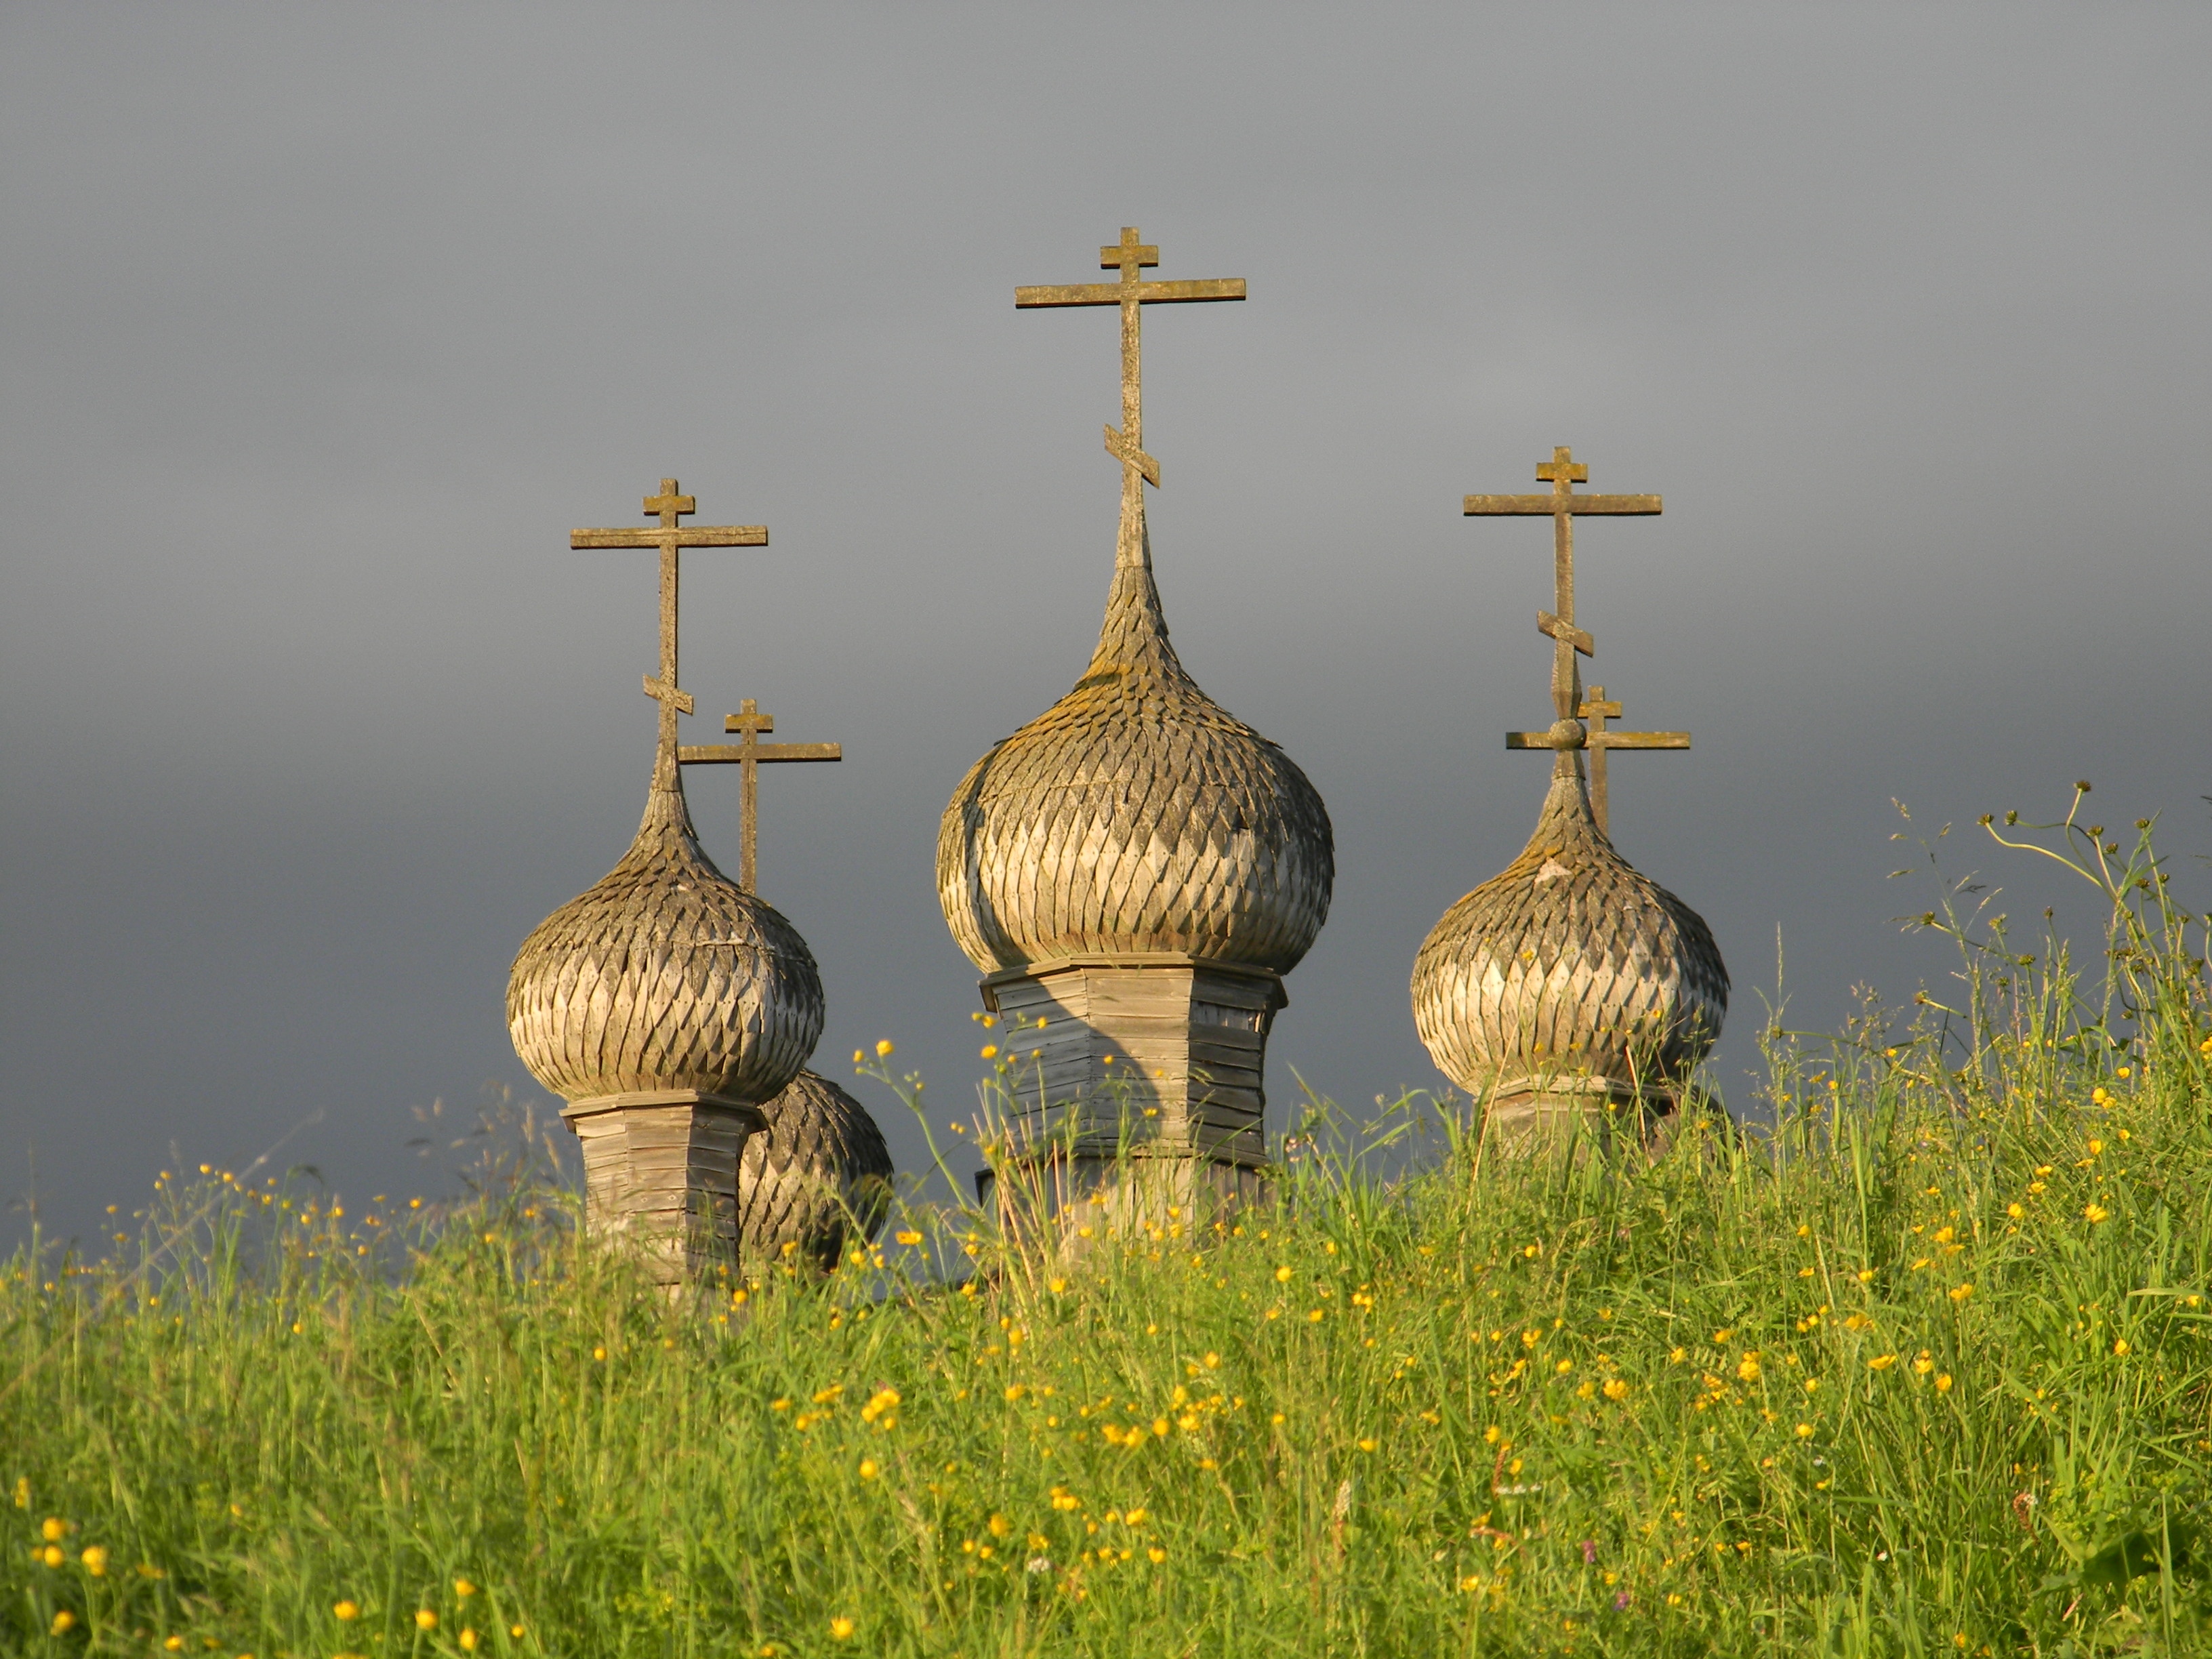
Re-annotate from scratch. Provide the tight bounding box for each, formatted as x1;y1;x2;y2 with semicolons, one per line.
5;798;2210;1658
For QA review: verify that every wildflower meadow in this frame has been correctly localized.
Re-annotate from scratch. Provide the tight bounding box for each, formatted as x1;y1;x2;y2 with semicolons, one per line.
5;794;2211;1657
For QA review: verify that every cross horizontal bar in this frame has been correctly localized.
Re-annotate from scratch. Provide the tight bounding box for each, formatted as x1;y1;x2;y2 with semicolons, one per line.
1588;732;1689;750
571;527;769;549
1015;278;1247;308
1462;493;1660;516
1105;424;1160;486
644;675;695;714
678;743;842;764
1538;610;1595;656
1505;731;1574;750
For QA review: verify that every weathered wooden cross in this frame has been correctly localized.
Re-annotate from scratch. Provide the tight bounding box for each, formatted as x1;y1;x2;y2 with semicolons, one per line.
1016;226;1245;563
1541;684;1689;836
1471;447;1689;829
1465;445;1660;719
679;698;840;894
571;479;768;787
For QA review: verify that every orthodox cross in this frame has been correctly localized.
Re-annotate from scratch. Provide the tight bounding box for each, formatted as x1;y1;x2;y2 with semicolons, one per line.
1016;226;1246;565
1465;445;1660;720
571;479;768;788
1506;683;1689;836
679;698;840;894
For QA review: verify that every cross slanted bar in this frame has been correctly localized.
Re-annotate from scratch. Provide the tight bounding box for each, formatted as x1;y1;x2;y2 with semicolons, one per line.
1465;445;1661;722
678;698;840;893
1505;682;1689;836
1017;226;1245;567
572;478;769;786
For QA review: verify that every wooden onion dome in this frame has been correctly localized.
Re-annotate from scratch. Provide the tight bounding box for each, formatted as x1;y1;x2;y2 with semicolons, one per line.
1411;745;1726;1116
1416;445;1727;1144
737;1069;895;1275
937;228;1332;1204
937;522;1333;974
508;772;824;1110
508;477;826;1280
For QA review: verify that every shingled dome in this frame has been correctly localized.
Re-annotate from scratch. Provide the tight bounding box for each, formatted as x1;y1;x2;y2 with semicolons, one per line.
738;1069;895;1273
1411;754;1727;1107
937;521;1334;974
508;773;824;1107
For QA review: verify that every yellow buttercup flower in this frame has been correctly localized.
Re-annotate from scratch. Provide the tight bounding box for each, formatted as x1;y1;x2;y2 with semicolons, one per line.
979;1044;998;1059
459;1631;479;1653
50;1611;75;1636
334;1601;361;1621
2085;1204;2110;1224
1869;1353;1898;1371
2113;1338;2131;1357
80;1544;108;1576
416;1609;439;1631
41;1517;64;1542
1737;1354;1761;1383
1275;1265;1294;1283
1603;1378;1630;1401
895;1230;922;1246
1936;1374;1954;1392
858;1460;879;1481
876;1040;895;1058
830;1616;857;1640
453;1579;476;1599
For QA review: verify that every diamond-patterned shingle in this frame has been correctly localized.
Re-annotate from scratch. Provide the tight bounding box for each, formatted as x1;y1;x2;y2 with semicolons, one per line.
939;518;1334;972
1411;756;1728;1105
508;773;823;1107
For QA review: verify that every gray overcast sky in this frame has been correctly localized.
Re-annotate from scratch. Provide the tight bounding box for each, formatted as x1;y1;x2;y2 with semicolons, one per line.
4;3;2207;1250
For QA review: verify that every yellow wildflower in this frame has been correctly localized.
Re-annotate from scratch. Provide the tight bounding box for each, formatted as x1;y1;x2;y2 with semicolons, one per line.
80;1544;107;1576
876;1040;894;1057
51;1612;75;1636
41;1517;64;1542
416;1610;439;1631
334;1601;361;1621
2085;1204;2110;1224
1869;1353;1898;1371
1936;1374;1953;1392
830;1615;857;1640
1603;1378;1630;1401
453;1579;476;1599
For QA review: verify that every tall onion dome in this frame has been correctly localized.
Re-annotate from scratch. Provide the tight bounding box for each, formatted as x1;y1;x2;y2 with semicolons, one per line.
1415;444;1727;1152
738;1069;895;1275
510;768;823;1278
939;228;1332;1216
508;477;826;1282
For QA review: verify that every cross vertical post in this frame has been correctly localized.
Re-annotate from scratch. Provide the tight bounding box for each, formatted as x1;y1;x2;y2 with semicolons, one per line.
572;478;769;787
678;697;841;893
1017;228;1246;568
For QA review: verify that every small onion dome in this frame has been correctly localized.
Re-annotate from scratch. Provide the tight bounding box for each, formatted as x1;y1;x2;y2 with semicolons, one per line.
1411;752;1727;1104
939;526;1333;972
737;1068;895;1273
508;775;823;1106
